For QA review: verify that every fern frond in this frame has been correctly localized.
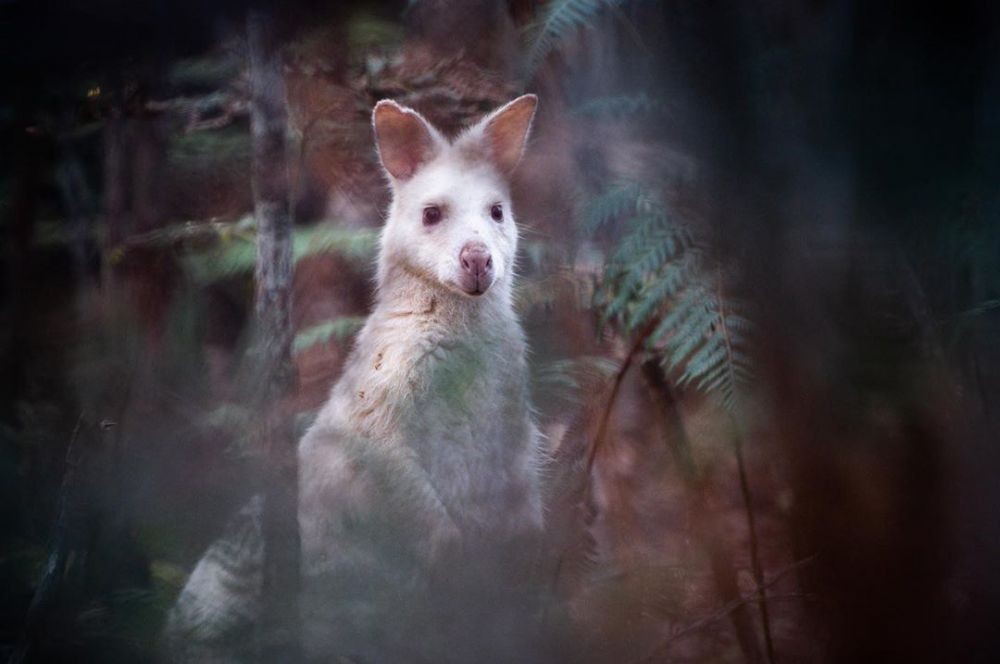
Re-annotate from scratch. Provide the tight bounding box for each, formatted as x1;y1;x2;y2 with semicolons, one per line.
625;252;700;332
655;273;755;413
606;217;676;264
583;181;655;236
664;299;714;368
598;219;690;328
587;180;755;413
524;0;625;78
574;93;672;119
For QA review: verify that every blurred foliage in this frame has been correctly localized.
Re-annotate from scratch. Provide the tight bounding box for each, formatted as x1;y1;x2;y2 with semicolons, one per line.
524;0;625;77
573;93;671;119
3;0;997;660
167;220;378;283
534;356;618;401
586;181;755;413
169;52;242;91
293;316;366;355
346;11;405;55
168;127;251;174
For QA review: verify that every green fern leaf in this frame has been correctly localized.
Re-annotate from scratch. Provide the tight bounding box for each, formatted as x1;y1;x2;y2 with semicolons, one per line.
525;0;626;78
587;179;755;414
625;254;698;331
583;181;650;236
574;93;672;119
657;274;755;413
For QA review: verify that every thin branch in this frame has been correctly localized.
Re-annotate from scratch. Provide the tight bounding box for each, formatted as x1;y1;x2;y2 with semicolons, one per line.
716;268;775;664
113;217;254;252
608;3;652;60
640;359;763;664
145;93;249;132
637;556;817;663
547;321;657;608
733;430;774;663
584;320;656;475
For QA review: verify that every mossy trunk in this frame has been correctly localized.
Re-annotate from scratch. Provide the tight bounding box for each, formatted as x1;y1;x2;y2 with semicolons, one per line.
247;8;301;661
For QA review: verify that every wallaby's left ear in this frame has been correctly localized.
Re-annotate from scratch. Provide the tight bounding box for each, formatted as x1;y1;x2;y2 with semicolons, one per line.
372;100;442;181
480;94;538;175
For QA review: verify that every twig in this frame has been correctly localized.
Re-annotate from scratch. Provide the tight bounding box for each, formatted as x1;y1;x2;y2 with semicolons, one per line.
113;217;253;251
584;320;656;475
608;4;653;60
640;359;763;664
547;322;656;610
145;93;249;132
637;556;817;663
733;432;774;663
716;268;775;663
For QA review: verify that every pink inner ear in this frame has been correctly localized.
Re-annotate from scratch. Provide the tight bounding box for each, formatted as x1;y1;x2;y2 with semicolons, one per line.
373;102;436;180
484;95;537;174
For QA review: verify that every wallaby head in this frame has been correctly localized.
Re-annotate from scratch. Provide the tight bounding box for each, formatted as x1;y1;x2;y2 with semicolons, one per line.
372;95;537;301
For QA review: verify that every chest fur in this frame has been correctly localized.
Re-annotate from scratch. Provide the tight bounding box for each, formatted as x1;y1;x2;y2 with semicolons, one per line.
312;310;541;532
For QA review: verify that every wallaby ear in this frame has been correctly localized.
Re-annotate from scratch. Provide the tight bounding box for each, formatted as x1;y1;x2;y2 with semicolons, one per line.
479;94;537;175
372;100;440;180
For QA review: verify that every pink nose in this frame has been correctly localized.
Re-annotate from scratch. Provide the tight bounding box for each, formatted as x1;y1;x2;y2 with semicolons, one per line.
460;242;492;276
459;242;493;294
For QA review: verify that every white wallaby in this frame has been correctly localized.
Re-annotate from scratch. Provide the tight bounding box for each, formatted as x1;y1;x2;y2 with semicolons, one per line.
166;95;546;662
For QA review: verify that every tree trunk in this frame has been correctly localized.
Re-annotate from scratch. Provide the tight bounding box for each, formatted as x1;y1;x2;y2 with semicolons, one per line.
102;107;128;283
247;9;301;661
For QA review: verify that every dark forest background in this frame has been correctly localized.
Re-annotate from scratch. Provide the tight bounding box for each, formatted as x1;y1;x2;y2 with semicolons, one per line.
2;0;1000;661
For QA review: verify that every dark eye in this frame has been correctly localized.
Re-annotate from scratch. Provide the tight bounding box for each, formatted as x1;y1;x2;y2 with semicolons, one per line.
490;204;503;222
423;205;442;226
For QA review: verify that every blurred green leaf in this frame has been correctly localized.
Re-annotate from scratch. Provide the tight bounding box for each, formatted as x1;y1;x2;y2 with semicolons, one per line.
574;93;672;119
182;223;378;284
293;316;366;355
524;0;626;78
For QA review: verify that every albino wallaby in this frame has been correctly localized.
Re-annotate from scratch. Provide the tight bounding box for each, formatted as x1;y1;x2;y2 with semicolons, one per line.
166;95;546;662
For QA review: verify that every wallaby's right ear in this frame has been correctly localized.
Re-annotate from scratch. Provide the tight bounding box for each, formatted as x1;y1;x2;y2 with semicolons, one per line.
372;100;440;181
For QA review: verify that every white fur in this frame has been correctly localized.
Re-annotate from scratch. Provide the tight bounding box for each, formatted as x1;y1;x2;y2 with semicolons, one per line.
166;97;543;662
297;97;543;658
167;96;545;662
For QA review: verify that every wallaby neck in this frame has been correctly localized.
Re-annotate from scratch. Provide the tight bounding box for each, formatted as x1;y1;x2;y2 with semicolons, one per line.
314;266;526;440
371;263;517;337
